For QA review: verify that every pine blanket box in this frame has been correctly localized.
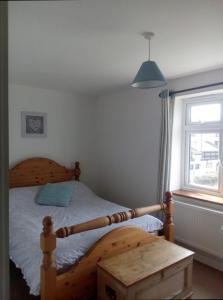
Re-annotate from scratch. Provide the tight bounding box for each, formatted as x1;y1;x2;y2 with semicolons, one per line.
97;238;194;300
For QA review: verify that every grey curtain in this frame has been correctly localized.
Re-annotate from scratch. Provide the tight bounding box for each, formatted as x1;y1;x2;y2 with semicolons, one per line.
157;89;175;204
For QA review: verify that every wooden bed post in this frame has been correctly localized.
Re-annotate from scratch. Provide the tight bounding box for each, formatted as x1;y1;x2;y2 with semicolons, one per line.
40;216;56;300
164;191;174;242
74;161;81;181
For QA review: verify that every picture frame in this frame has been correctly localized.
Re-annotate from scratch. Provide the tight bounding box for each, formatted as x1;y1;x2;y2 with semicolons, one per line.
21;111;47;137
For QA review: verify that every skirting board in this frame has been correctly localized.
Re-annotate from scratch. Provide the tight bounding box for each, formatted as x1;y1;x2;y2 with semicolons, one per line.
176;240;223;273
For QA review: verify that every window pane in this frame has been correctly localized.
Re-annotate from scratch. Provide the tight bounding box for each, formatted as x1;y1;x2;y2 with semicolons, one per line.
189;133;220;190
190;103;221;123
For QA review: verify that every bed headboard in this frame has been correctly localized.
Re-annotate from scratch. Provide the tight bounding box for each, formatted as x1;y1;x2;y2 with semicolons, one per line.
9;157;80;188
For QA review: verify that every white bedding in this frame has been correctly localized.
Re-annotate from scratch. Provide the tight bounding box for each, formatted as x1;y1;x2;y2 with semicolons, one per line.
9;181;163;295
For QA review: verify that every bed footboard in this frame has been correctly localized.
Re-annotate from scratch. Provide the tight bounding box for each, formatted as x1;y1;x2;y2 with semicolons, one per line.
40;192;174;300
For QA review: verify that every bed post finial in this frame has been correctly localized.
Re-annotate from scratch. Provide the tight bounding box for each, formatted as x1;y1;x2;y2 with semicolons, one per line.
74;161;81;181
164;191;174;242
40;216;56;300
42;216;53;235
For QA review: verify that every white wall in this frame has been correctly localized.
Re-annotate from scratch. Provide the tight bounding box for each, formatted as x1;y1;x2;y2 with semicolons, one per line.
96;68;223;207
169;68;223;93
9;84;98;191
96;87;162;207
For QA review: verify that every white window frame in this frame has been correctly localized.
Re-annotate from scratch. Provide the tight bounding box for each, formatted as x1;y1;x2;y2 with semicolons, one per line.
182;94;223;196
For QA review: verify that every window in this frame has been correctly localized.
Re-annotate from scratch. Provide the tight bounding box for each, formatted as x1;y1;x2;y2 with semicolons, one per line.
182;95;223;196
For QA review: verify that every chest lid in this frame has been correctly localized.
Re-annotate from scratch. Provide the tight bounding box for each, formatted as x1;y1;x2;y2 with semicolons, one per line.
98;239;194;288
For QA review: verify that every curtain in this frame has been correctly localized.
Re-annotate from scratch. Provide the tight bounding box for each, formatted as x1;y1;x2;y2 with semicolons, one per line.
157;89;175;204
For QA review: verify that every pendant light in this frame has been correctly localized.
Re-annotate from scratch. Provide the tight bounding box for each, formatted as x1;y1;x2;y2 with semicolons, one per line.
131;32;167;88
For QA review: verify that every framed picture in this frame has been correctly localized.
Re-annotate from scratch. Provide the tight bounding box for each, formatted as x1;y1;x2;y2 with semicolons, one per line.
21;112;47;137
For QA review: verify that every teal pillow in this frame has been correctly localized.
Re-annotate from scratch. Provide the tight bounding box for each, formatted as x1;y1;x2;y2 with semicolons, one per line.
36;183;74;207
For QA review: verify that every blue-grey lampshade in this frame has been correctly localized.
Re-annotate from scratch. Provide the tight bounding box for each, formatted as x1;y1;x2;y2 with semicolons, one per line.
131;60;167;88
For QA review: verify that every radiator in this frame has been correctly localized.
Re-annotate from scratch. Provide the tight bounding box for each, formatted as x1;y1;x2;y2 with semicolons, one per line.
174;200;223;259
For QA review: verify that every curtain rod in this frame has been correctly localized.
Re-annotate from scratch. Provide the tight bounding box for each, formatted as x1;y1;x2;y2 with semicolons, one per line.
159;81;223;97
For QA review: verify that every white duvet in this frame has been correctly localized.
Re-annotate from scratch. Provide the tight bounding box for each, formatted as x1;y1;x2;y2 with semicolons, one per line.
9;181;163;296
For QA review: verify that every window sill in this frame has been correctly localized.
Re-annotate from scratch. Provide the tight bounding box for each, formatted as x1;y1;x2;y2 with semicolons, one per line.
172;189;223;206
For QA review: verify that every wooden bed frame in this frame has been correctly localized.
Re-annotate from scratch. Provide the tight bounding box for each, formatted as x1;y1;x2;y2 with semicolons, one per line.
10;157;174;300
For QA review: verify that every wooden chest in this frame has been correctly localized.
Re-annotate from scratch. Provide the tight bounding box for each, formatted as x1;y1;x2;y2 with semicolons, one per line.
97;239;194;300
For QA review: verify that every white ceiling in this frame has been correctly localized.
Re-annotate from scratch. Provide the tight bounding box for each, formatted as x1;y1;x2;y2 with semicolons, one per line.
9;0;223;97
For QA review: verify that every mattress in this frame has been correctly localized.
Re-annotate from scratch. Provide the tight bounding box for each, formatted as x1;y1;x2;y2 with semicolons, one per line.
9;180;163;295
